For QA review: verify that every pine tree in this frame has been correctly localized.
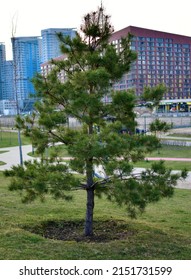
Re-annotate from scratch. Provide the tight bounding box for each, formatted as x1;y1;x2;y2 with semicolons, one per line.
4;6;187;237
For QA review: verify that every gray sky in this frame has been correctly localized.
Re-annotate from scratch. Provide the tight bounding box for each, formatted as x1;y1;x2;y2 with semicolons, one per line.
1;0;191;59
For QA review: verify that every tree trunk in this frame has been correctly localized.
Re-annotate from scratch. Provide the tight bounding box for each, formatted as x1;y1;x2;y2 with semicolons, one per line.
84;187;94;236
84;155;94;236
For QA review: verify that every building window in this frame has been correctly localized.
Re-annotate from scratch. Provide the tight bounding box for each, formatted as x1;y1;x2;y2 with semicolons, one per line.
156;38;164;43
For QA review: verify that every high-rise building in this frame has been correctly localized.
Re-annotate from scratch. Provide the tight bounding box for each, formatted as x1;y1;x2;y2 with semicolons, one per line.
0;43;6;100
111;26;191;103
5;60;14;100
11;36;41;103
41;54;67;83
41;28;76;63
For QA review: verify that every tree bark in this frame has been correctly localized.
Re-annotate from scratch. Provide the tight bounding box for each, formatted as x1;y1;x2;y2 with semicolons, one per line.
84;155;94;236
84;187;94;236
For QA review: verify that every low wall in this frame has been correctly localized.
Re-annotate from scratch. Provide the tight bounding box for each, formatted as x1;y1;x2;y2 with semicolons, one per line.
137;115;191;131
161;140;191;147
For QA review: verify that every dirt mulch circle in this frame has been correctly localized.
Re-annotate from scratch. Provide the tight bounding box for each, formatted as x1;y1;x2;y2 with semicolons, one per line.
22;220;136;243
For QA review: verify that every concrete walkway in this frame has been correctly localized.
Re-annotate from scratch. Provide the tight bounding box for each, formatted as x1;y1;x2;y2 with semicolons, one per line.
146;157;191;162
0;145;34;170
0;144;190;189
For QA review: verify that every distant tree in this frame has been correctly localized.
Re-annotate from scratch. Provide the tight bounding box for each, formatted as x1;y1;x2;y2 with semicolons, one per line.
4;6;187;237
149;118;173;154
150;119;172;137
141;84;166;108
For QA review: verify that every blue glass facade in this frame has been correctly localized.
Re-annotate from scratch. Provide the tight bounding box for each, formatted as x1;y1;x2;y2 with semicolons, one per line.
0;43;6;99
1;28;76;113
41;28;76;63
3;29;76;112
11;36;41;101
5;60;14;100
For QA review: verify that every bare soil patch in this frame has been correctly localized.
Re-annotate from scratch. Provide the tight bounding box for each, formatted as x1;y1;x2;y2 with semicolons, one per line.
22;220;136;243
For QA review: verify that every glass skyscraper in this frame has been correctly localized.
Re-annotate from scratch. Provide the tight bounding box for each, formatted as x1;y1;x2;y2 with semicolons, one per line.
41;28;76;63
11;36;41;102
5;60;14;100
1;28;77;114
0;43;6;100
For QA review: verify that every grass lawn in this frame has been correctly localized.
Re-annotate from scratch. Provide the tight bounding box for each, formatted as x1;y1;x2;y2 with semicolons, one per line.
0;151;8;166
133;160;191;171
28;144;70;158
27;144;191;170
147;145;191;158
133;145;191;171
0;172;190;260
31;144;191;160
0;131;31;148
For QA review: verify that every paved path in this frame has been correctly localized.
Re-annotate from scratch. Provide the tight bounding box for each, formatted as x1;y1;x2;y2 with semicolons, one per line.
146;157;191;161
0;145;34;170
0;145;190;189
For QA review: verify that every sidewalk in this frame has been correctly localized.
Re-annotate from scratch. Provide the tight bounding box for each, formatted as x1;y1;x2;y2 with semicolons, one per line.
0;145;34;170
146;157;191;161
0;145;190;189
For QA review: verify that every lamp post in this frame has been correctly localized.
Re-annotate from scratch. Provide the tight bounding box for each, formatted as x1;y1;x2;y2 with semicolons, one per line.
12;37;23;166
144;116;147;134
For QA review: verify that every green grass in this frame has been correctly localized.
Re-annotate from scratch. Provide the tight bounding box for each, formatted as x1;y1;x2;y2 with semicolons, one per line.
0;150;9;165
148;145;191;158
28;144;70;158
134;160;191;171
133;145;191;171
0;172;190;260
30;144;191;160
0;150;8;154
27;144;191;170
0;131;31;148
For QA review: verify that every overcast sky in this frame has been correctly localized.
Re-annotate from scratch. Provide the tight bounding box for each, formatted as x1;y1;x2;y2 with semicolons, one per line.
1;0;191;59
